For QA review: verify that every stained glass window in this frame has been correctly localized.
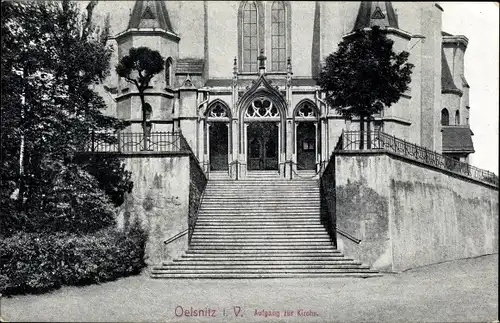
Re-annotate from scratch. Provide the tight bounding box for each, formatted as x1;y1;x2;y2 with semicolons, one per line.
243;1;258;72
271;1;286;71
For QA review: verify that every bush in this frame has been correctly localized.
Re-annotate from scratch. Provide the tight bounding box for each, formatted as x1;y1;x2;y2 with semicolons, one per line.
0;222;146;295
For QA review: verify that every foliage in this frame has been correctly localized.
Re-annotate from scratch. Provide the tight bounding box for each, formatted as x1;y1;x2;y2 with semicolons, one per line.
115;47;165;93
0;222;146;295
318;26;414;120
0;1;132;236
116;47;165;145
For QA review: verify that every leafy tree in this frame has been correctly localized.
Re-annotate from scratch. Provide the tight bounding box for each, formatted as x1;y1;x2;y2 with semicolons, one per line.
1;0;132;236
318;26;414;148
116;47;165;149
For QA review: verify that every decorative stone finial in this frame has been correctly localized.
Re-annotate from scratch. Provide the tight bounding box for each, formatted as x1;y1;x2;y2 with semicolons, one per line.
232;57;238;88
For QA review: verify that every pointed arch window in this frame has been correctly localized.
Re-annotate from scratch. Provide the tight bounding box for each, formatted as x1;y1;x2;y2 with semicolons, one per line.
455;110;460;125
165;57;173;86
271;1;286;71
242;1;258;72
441;108;449;126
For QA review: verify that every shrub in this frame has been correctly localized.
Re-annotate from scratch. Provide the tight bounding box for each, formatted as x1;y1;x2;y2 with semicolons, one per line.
0;222;146;295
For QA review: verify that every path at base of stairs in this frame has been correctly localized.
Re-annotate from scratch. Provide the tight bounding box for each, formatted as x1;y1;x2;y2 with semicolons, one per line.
3;254;497;322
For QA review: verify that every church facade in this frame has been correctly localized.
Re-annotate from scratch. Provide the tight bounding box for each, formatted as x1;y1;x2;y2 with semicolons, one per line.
95;1;474;179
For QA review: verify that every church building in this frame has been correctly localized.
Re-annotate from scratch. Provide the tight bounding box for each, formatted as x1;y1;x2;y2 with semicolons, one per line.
95;1;474;179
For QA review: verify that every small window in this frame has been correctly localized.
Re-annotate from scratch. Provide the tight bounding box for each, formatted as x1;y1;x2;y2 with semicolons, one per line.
302;140;315;151
455;110;460;125
441;108;449;126
165;57;173;86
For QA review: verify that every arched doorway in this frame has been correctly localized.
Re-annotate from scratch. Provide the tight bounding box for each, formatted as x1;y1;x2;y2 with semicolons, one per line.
206;101;231;171
247;123;278;170
294;101;319;171
244;97;281;171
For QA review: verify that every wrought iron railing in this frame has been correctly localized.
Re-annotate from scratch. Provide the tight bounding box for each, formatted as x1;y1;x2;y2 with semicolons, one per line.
84;131;190;153
334;130;499;187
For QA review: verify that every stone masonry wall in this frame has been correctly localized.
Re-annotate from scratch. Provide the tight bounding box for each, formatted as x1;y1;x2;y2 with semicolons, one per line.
117;155;191;266
332;152;498;272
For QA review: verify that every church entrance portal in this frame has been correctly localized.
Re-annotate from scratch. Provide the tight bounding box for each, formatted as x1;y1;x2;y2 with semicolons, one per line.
209;123;229;171
296;122;316;170
247;122;278;170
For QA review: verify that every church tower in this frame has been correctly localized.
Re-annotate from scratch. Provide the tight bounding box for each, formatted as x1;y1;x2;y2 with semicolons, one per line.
114;0;180;133
350;2;413;141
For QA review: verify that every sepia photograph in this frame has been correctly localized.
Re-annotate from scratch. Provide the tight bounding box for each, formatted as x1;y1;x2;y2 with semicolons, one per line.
0;1;498;322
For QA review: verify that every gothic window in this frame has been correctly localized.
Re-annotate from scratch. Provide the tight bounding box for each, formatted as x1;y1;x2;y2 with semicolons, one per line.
245;98;279;118
295;102;317;119
271;1;286;71
165;57;173;86
455;110;460;125
441;108;449;126
208;103;228;118
242;1;258;72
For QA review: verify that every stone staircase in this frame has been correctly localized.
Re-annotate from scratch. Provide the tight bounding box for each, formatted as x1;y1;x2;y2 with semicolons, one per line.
151;176;380;278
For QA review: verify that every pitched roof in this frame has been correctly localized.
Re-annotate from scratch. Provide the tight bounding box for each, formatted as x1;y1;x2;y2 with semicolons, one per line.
353;1;399;31
176;59;204;75
441;48;460;93
442;126;475;153
128;1;175;33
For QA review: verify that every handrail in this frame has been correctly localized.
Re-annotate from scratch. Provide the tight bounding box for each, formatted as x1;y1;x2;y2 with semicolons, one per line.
336;228;362;244
84;131;191;153
163;229;188;245
336;130;499;187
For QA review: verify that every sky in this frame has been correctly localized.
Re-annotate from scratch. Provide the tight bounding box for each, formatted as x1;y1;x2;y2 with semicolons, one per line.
440;2;499;174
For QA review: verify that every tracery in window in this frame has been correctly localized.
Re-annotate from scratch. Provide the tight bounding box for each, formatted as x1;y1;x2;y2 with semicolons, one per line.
295;103;317;118
271;1;286;71
245;98;279;118
242;1;258;72
208;103;228;118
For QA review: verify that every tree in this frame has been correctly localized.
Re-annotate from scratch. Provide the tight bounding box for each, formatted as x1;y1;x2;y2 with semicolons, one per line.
318;26;414;148
115;47;165;149
1;0;132;235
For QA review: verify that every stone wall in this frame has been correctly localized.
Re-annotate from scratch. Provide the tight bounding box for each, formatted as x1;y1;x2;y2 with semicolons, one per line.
328;152;498;272
117;153;206;266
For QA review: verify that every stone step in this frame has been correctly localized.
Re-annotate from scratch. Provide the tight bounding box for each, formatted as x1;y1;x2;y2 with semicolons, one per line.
197;216;322;219
189;246;335;250
151;272;381;278
154;264;371;270
186;248;338;253
198;213;320;215
189;242;335;245
193;233;330;237
172;257;355;263
193;227;327;232
208;179;317;183
200;201;320;205
195;220;322;224
180;255;345;260
151;268;377;274
191;239;332;244
194;223;326;227
200;205;325;209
